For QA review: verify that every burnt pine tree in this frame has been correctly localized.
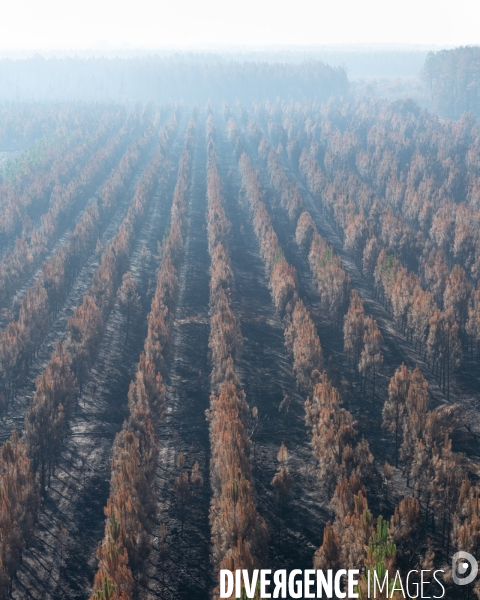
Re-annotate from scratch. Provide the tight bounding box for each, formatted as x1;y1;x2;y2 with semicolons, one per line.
117;272;141;343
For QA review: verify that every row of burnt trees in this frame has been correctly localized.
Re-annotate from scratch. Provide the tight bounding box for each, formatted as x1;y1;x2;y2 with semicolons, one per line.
259;136;351;330
206;114;267;599
0;114;161;406
0;430;39;596
0;112;179;595
228;117;322;391
89;113;197;600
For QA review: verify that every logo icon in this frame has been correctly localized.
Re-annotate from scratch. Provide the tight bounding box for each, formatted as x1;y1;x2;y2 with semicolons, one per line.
452;551;478;586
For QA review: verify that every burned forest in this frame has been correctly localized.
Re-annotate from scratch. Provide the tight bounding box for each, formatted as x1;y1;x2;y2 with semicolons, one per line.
1;49;480;600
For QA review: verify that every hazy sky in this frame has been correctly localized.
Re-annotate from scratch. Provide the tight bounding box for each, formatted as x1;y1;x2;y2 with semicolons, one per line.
2;0;479;50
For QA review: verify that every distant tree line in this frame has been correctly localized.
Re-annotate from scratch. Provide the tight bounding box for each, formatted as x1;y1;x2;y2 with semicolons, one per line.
422;46;480;119
0;57;348;103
